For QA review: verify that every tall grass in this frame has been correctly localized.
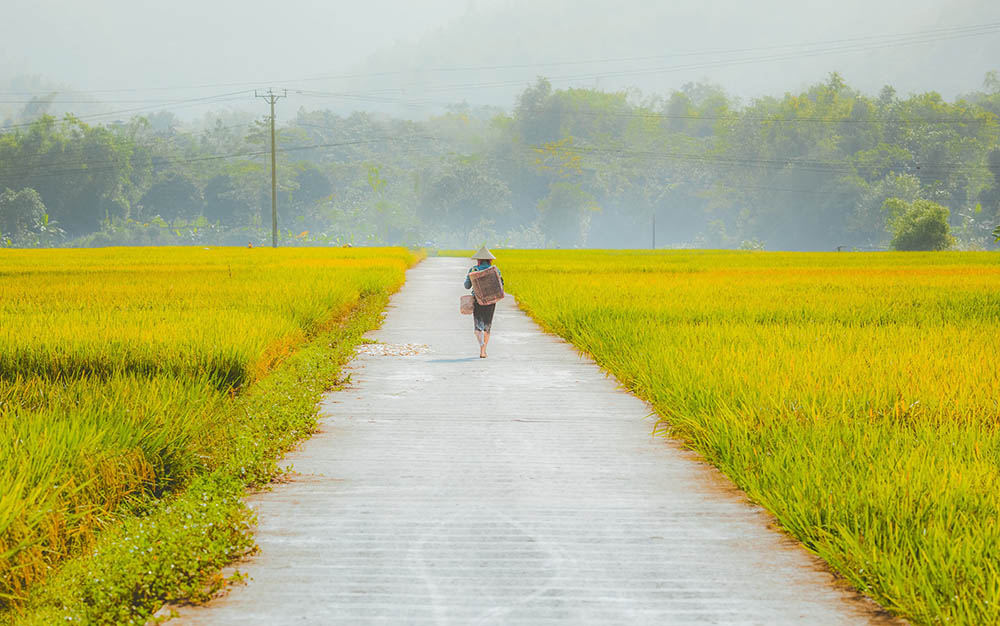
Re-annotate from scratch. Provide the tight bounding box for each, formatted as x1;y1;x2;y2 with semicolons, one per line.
499;250;1000;626
0;247;417;605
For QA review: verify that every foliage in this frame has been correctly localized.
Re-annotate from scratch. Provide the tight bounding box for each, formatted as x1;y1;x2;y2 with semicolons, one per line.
884;197;955;251
0;247;418;613
13;472;256;626
419;161;512;233
0;188;43;242
500;250;1000;626
738;238;766;250
6;287;402;626
537;181;599;247
1;72;1000;250
138;172;204;221
0;188;61;246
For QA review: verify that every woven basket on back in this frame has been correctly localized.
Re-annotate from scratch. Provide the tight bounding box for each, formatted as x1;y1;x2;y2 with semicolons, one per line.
469;266;505;305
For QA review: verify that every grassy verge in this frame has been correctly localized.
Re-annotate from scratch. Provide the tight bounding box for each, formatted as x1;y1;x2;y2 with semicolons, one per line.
2;291;393;626
499;249;1000;626
0;248;415;602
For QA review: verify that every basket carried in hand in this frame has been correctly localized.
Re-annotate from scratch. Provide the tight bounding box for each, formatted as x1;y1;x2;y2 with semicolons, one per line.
468;266;505;305
460;295;474;315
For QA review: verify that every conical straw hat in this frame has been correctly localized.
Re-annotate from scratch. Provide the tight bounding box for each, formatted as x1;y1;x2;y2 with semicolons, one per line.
472;246;496;260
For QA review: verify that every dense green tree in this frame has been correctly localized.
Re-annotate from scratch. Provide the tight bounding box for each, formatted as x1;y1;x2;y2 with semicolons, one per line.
538;181;600;247
849;172;922;247
884;198;954;251
515;78;562;144
138;172;203;221
980;148;1000;234
419;162;511;232
203;174;250;225
0;187;46;244
291;163;333;208
0;116;148;236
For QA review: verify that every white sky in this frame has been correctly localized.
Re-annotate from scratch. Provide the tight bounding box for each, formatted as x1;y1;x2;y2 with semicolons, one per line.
1;0;482;89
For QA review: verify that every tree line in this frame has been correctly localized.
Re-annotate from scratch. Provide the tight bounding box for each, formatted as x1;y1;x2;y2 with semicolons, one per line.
1;72;999;250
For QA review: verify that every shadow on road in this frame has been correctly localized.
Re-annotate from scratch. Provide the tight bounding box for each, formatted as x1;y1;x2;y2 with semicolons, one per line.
427;357;481;363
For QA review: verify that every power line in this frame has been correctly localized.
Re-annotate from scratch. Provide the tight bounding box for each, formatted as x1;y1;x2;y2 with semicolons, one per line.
0;91;254;132
0;107;260;179
0;130;431;180
0;132;975;184
282;25;1000;97
0;98;241;104
290;88;999;125
0;122;260;179
526;143;985;176
394;23;1000;94
557;24;1000;84
711;183;861;198
2;21;996;97
0;121;980;184
0;135;440;182
533;109;998;125
291;90;438;109
303;21;1000;81
0;22;995;136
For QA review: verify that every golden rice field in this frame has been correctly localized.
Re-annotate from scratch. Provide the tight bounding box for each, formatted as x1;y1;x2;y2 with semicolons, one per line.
0;247;417;607
497;250;1000;626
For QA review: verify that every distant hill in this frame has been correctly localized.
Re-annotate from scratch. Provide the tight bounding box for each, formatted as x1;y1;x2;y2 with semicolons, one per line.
325;0;1000;114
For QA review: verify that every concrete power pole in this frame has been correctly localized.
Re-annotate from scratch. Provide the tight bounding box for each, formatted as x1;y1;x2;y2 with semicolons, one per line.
255;89;286;248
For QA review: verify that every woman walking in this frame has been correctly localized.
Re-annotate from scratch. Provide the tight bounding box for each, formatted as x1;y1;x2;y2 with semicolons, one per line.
464;246;502;358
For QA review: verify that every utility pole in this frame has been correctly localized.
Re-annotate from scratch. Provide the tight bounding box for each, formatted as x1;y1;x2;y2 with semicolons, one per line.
652;211;656;249
255;89;286;248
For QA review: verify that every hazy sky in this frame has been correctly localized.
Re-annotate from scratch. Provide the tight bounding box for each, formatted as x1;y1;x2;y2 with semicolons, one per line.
2;0;999;119
1;0;476;88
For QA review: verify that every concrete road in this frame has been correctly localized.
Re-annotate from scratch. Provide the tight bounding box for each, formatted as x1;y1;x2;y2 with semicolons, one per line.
171;257;897;625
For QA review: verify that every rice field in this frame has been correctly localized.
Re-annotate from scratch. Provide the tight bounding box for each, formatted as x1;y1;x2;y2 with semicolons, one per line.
0;247;417;605
497;250;1000;626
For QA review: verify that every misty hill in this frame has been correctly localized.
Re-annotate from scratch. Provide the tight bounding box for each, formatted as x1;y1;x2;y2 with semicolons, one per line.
2;0;997;122
337;0;999;112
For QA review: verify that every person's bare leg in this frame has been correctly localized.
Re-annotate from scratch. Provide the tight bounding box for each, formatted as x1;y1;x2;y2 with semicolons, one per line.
482;331;490;358
475;330;485;357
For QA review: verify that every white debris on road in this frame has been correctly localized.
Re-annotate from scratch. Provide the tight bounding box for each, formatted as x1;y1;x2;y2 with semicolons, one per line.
355;342;430;357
